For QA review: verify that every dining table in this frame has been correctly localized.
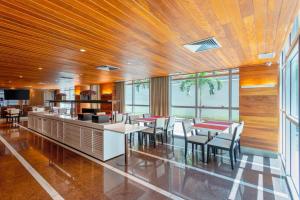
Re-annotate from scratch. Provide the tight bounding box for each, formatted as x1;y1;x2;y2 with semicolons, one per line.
193;120;234;138
135;116;167;124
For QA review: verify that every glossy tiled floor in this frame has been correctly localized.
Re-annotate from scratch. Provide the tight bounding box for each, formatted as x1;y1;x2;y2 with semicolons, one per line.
0;122;291;200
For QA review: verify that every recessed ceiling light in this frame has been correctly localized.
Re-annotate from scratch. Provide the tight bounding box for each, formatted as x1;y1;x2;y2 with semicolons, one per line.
127;62;131;65
38;82;46;85
8;80;12;83
38;67;43;70
80;49;86;52
24;86;32;88
19;75;23;78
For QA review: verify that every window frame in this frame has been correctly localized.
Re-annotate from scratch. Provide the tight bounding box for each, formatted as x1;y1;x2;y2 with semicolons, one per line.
125;79;150;114
169;69;239;122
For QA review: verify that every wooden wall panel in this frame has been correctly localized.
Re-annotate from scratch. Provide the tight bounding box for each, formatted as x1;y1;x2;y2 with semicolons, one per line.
29;89;44;106
240;64;279;152
0;0;298;89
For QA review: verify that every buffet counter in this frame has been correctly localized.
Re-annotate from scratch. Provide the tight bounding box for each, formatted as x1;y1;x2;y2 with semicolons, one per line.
27;112;142;161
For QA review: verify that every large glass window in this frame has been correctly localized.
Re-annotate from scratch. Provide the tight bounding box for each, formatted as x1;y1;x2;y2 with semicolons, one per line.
280;18;299;196
291;123;299;193
291;54;299;118
170;69;239;132
199;73;229;107
171;77;196;107
60;87;75;113
125;79;150;114
0;90;19;106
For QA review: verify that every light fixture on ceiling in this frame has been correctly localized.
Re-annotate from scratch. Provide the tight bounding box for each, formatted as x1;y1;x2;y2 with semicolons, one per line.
241;83;276;89
24;86;32;88
8;80;12;83
38;67;43;70
184;37;221;52
80;48;86;52
258;52;275;59
19;75;23;78
96;65;120;71
38;82;46;85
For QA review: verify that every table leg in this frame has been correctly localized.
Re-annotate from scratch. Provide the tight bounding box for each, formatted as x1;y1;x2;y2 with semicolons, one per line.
124;134;128;165
117;134;130;166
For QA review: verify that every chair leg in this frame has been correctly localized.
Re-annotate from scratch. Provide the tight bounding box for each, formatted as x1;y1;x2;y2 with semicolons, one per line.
201;145;205;162
207;145;210;163
172;130;174;143
230;150;234;170
185;142;188;158
234;147;237;163
213;147;216;157
238;140;241;154
160;134;163;144
192;144;194;153
165;130;168;143
153;135;156;148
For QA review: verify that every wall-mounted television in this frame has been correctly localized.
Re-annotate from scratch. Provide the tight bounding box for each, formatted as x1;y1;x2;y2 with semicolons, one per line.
4;89;30;100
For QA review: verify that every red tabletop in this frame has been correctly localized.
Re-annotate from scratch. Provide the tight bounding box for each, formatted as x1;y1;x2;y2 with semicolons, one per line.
203;120;233;126
151;116;162;118
193;123;229;131
136;117;156;122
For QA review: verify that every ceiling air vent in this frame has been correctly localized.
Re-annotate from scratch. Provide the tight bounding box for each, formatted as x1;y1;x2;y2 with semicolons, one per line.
258;52;275;59
96;65;119;71
184;37;221;52
59;76;73;80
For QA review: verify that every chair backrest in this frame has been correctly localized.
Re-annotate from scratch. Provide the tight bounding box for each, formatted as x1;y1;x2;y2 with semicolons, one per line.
193;118;202;124
155;118;166;129
123;113;129;123
115;113;123;123
9;109;20;115
230;125;240;150
129;115;139;124
167;116;176;130
236;121;244;138
96;112;106;115
143;113;151;118
182;119;193;139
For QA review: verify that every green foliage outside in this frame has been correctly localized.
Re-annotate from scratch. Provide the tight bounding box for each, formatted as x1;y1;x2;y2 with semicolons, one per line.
179;72;222;96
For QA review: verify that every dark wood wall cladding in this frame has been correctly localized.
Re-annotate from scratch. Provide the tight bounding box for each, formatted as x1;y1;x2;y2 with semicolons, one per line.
240;64;279;152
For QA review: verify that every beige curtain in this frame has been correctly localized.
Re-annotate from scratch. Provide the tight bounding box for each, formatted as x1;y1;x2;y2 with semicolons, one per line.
150;76;169;116
115;82;125;113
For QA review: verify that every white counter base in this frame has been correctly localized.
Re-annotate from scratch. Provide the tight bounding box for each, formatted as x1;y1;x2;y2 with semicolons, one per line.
28;112;124;161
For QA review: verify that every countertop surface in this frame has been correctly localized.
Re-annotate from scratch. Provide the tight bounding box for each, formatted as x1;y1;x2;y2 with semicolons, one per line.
29;111;147;134
103;123;148;134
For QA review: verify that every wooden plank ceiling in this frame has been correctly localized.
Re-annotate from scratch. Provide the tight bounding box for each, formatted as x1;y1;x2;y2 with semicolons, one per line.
0;0;299;89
